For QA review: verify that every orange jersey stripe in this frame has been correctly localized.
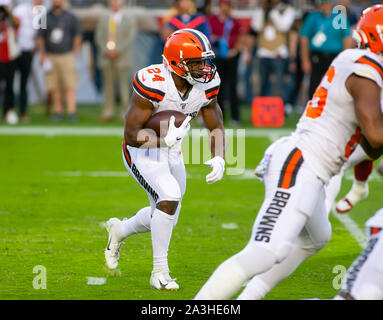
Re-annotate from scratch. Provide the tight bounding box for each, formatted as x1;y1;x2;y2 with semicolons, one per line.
133;75;164;102
280;149;303;189
206;89;219;99
122;141;132;167
356;56;383;79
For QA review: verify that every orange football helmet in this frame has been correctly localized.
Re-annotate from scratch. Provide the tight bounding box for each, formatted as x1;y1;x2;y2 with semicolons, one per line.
163;28;216;85
353;5;383;54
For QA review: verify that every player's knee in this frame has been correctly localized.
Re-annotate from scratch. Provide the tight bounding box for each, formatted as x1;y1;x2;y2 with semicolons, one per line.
156;201;179;215
306;232;331;255
355;283;383;300
314;222;332;250
300;222;332;256
158;178;182;203
234;242;291;278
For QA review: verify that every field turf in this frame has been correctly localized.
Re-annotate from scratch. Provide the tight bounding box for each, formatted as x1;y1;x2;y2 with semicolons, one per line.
0;105;382;300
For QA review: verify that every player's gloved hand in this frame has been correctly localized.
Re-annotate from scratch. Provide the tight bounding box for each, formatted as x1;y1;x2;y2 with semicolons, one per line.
164;116;191;148
205;156;225;184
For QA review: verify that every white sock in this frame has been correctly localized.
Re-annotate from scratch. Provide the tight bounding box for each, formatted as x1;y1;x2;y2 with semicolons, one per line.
151;209;175;272
353;178;368;188
120;207;152;239
348;179;369;204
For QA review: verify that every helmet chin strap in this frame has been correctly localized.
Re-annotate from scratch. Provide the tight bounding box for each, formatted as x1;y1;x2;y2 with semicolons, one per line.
162;54;197;85
181;62;197;85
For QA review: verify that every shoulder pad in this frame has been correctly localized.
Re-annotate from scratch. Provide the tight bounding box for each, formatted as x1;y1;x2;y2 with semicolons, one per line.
133;66;166;102
354;54;383;88
204;72;221;100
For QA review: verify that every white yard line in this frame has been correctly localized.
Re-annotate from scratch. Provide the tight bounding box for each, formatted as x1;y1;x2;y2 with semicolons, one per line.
86;277;106;285
0;126;123;136
45;171;130;177
0;126;292;141
221;223;239;230
331;205;367;249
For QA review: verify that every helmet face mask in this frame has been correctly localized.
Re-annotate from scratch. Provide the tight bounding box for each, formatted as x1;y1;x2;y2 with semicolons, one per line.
179;56;217;85
163;29;217;85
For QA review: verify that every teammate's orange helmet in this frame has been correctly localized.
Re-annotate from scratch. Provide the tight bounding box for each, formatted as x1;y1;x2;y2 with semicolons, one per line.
353;5;383;54
163;28;216;85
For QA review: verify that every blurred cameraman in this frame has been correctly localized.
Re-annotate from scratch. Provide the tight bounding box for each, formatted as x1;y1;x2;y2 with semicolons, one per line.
0;0;20;124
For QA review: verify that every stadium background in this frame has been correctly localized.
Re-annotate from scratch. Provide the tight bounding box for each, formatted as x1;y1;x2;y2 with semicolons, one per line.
16;0;319;106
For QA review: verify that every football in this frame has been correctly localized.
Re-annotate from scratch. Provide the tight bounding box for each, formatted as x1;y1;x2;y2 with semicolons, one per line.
144;110;188;137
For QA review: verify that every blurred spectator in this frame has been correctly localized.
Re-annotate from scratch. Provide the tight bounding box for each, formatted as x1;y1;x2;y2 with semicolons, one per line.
249;0;296;115
285;11;306;114
241;32;257;105
0;0;20;124
300;0;352;99
161;0;211;41
37;0;83;123
197;0;212;17
13;0;44;123
209;0;244;126
347;0;371;26
96;0;136;122
76;6;105;102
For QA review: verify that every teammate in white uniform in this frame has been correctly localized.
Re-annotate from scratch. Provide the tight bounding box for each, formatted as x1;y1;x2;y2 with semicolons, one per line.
195;5;383;300
104;29;226;290
334;208;383;300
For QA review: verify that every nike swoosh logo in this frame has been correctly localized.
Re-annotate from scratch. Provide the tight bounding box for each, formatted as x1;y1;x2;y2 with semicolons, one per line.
176;137;182;141
106;238;111;251
159;280;168;288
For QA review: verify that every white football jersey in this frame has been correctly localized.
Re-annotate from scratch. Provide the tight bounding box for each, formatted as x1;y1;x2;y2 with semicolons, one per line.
133;64;221;119
291;48;383;183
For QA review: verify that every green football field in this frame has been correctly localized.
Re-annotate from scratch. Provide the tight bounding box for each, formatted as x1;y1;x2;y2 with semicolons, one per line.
0;106;382;300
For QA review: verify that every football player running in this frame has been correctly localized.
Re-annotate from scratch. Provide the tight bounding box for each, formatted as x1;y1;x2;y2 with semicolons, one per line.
195;5;383;300
104;29;225;290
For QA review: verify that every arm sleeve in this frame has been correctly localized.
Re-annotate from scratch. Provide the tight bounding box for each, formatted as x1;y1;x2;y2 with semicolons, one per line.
300;13;314;39
74;16;83;37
